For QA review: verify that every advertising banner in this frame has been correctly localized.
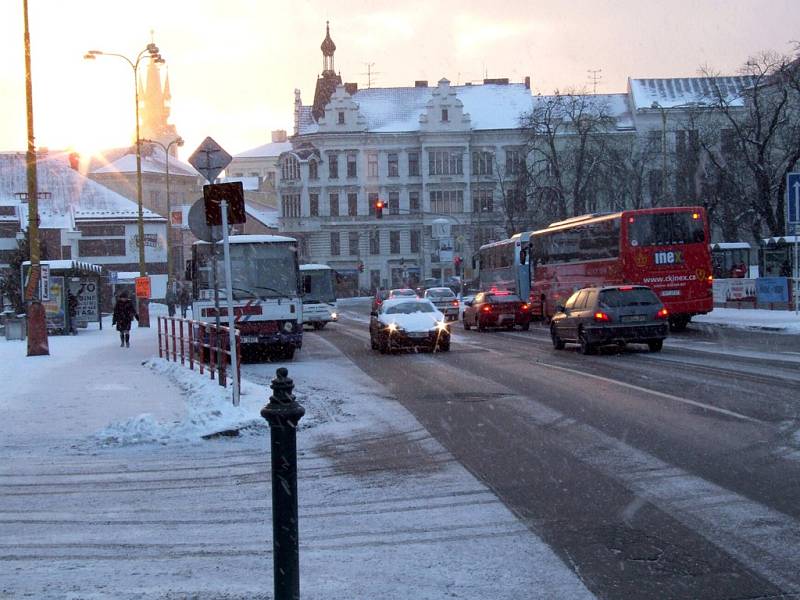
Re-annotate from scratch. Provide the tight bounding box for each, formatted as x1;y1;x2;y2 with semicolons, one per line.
44;276;65;331
712;278;757;303
755;277;789;304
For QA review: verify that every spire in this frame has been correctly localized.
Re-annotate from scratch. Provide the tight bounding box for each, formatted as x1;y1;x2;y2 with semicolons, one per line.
321;21;336;74
163;68;172;101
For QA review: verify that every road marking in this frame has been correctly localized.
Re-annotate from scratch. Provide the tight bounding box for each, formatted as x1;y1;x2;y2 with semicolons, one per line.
541;362;761;423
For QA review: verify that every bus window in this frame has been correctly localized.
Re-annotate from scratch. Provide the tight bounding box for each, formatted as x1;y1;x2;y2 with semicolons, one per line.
628;213;705;246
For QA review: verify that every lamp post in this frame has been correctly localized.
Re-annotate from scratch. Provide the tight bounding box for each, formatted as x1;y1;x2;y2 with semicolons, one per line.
84;43;163;327
140;136;184;283
651;101;669;206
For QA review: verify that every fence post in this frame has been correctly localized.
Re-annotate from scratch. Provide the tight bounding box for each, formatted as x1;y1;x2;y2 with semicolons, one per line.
189;321;194;371
171;318;177;362
209;326;216;380
164;317;170;361
158;317;163;359
261;368;305;600
180;320;185;366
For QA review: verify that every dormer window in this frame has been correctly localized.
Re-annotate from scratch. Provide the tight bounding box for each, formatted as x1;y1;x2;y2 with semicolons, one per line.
338;111;345;124
441;108;449;122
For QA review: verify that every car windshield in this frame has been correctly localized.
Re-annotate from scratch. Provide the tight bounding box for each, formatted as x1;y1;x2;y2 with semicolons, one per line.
390;290;417;297
384;301;435;314
486;294;521;303
427;289;455;298
599;288;660;307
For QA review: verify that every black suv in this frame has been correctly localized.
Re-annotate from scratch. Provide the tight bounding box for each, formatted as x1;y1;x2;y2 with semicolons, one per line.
550;285;669;354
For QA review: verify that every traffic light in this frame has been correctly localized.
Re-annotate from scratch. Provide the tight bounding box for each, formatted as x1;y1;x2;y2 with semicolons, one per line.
375;199;384;219
454;255;462;275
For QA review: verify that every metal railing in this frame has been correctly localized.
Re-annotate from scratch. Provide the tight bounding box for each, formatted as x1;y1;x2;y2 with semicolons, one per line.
157;316;241;392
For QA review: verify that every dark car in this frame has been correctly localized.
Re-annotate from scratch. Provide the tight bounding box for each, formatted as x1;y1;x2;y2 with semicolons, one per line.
369;297;451;353
462;291;532;331
370;289;390;314
550;285;669;354
423;287;460;321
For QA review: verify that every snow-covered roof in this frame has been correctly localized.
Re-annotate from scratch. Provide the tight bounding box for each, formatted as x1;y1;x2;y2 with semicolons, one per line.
195;234;296;245
532;92;633;130
299;83;535;135
234;141;292;159
92;147;199;178
300;263;333;271
244;203;279;228
761;236;800;244
219;176;260;191
22;259;103;273
0;152;163;225
628;76;755;111
711;242;751;250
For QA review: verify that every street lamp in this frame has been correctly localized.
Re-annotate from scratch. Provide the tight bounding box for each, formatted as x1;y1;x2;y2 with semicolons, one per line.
140;136;184;283
84;43;163;327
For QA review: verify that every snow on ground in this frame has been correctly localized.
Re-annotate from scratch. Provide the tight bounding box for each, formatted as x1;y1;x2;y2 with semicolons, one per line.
695;307;800;333
0;310;592;599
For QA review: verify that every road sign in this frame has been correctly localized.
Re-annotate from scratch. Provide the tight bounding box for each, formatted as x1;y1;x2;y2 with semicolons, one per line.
203;182;246;226
135;276;151;299
188;137;232;183
188;197;221;243
40;264;50;301
788;172;800;225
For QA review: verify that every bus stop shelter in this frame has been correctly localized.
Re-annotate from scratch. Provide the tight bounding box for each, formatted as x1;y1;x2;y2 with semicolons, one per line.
22;260;103;335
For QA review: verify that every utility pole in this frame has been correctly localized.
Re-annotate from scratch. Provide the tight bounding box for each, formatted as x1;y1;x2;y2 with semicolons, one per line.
23;0;49;356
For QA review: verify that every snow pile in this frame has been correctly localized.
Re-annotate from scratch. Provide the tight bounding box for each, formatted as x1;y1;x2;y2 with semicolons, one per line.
695;307;800;333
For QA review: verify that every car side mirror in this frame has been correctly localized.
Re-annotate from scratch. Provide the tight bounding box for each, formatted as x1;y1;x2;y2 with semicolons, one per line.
556;304;566;313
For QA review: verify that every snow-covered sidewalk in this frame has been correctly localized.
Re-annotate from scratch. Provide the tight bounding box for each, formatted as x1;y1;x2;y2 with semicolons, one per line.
0;312;592;599
695;307;800;333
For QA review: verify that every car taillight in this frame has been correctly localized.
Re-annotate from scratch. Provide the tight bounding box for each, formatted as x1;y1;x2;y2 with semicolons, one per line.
451;300;459;307
482;305;492;312
656;307;669;319
594;311;611;322
707;275;713;283
520;303;529;311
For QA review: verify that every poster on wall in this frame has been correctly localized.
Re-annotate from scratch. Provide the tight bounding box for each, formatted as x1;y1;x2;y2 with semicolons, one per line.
73;279;99;323
43;276;65;332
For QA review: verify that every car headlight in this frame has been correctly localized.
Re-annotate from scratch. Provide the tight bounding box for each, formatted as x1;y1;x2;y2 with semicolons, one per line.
387;322;400;332
435;320;449;331
331;312;338;320
283;321;294;333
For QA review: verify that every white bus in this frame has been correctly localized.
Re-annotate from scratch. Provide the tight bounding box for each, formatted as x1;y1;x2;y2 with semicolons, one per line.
300;263;338;329
189;235;302;360
473;232;532;299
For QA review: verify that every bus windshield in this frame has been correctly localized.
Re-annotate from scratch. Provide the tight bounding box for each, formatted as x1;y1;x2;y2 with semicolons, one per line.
195;242;298;300
627;213;705;246
301;269;336;303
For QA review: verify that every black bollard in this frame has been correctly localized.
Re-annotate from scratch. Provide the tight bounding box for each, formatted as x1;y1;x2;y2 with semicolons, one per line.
261;367;305;600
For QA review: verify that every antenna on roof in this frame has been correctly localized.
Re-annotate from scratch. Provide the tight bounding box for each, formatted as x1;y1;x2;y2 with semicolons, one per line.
360;62;380;89
587;69;603;94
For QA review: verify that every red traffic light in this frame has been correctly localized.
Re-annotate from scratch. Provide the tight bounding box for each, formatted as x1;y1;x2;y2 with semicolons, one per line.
375;199;384;219
375;200;385;209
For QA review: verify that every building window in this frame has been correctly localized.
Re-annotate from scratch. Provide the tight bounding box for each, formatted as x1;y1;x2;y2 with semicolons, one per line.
368;192;379;216
282;156;300;180
429;190;464;213
505;149;523;176
338;111;345;124
328;154;339;179
309;193;319;217
472;151;493;176
348;193;358;216
330;231;340;256
409;191;421;214
349;231;359;256
389;231;400;254
367;152;378;177
388;153;399;177
410;229;421;253
309;160;318;180
408;152;420;176
441;108;449;122
78;239;126;257
428;150;463;175
369;230;380;255
472;189;493;213
78;224;125;237
347;153;357;178
329;193;340;217
388;191;400;215
282;194;301;218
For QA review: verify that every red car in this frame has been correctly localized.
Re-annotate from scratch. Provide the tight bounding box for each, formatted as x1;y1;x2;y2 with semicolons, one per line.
462;291;532;331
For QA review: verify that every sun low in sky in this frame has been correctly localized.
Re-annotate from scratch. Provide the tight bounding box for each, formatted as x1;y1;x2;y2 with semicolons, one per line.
1;0;799;159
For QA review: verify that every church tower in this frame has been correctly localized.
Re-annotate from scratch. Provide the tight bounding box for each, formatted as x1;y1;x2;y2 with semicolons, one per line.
312;22;343;121
139;39;180;156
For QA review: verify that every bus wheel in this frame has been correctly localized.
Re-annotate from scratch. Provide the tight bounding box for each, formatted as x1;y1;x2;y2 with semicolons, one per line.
669;316;690;332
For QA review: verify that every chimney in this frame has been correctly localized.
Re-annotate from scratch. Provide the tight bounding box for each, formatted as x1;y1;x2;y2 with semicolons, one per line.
345;82;358;95
524;76;530;89
68;152;80;170
414;80;428;87
483;78;509;85
271;130;288;143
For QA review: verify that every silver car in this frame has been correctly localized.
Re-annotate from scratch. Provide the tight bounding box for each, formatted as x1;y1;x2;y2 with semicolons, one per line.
423;287;460;321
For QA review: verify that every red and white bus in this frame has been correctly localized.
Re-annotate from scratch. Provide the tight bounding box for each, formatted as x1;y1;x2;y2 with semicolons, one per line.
529;207;713;330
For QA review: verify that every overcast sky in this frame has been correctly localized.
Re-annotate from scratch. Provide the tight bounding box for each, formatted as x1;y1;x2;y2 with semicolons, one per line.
1;0;798;159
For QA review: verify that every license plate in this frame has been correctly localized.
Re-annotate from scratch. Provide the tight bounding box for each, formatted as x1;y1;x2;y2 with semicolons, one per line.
621;315;647;323
408;332;428;338
241;336;259;343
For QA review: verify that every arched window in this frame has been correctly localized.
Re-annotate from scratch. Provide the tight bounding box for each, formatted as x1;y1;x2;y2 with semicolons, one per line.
282;156;300;180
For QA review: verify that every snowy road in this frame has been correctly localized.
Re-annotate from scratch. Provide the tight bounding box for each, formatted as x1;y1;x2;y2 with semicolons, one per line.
328;300;800;599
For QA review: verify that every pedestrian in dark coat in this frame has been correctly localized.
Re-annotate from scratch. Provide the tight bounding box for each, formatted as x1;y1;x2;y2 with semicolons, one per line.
179;284;191;319
112;290;138;347
165;286;177;317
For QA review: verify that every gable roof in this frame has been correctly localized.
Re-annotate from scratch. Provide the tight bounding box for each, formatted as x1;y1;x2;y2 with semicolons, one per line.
91;146;199;177
628;76;755;110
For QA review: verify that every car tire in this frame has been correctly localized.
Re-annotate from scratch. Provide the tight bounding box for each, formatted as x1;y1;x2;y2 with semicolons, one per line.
463;316;471;330
506;324;514;331
550;325;565;350
278;346;296;361
648;339;664;353
669;316;690;332
520;322;530;331
578;329;595;355
436;340;450;352
477;316;485;331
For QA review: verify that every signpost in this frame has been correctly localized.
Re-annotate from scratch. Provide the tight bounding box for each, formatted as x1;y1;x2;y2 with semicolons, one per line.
787;173;800;314
189;137;242;406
